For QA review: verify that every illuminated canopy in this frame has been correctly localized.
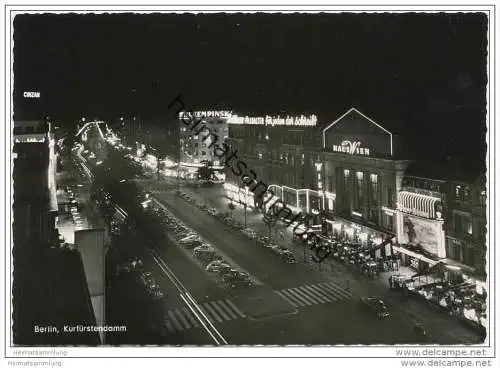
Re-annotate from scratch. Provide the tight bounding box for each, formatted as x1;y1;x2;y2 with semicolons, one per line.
397;191;441;219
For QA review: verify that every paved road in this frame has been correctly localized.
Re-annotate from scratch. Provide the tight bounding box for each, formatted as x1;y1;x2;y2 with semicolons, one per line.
82;134;484;345
147;185;483;344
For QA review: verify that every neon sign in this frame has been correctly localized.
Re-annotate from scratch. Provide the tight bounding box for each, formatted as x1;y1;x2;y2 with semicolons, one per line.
228;114;317;126
333;140;370;156
14;134;46;143
23;91;41;98
179;111;233;119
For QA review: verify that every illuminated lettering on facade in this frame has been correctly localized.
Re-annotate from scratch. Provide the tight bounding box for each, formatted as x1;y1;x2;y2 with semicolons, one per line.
179;111;233;119
14;134;46;143
227;114;317;126
23;91;41;98
332;140;370;156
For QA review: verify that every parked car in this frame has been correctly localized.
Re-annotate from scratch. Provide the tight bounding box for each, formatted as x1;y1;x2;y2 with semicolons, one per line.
280;251;297;264
205;260;230;273
193;244;215;257
361;297;390;318
208;208;218;216
241;227;258;239
148;285;164;300
269;245;288;254
221;269;243;283
216;264;234;276
179;234;200;244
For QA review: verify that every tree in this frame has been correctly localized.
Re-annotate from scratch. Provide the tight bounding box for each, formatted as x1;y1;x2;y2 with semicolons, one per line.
228;202;235;218
263;212;277;238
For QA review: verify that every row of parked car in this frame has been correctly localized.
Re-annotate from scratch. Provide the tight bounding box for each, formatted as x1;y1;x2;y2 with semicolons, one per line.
66;186;84;231
238;227;298;264
151;203;256;289
175;191;298;265
114;257;165;301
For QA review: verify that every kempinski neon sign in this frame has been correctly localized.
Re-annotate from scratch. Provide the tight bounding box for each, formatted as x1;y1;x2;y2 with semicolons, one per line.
333;140;370;156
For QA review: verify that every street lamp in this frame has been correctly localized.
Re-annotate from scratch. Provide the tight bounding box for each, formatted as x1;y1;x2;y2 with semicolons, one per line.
244;187;248;227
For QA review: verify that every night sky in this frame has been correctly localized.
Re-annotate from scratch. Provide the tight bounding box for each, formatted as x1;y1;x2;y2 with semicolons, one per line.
13;12;488;168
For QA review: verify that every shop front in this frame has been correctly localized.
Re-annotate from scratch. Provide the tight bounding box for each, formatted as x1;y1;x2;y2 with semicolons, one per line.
323;214;394;258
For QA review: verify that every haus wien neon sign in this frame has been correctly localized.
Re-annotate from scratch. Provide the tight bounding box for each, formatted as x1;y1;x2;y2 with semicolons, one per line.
333;140;370;156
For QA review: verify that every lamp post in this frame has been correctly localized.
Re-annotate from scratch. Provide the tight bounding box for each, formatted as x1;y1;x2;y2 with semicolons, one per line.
244;187;248;227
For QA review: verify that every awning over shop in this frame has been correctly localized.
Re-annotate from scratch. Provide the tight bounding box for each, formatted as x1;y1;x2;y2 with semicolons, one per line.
397;191;441;219
411;261;446;278
392;245;439;266
370;234;396;252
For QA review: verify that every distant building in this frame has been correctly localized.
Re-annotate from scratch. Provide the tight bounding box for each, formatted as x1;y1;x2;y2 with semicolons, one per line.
13;120;58;247
179;111;230;169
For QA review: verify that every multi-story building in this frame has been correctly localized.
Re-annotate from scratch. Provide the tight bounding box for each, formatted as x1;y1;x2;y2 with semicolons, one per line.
179;110;230;168
319;108;410;252
224;107;410;247
13;120;58;247
444;175;487;278
225;113;320;213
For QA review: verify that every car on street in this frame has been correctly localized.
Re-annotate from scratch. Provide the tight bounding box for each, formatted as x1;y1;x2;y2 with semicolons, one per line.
228;277;254;288
208;208;218;216
361;297;390;318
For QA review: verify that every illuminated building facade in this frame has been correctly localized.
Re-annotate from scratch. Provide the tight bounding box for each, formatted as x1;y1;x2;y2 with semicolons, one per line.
179;111;230;168
225;108;410;249
13;120;58;247
320;108;410;250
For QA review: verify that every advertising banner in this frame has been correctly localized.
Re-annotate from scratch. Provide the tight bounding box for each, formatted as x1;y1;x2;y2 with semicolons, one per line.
401;214;440;256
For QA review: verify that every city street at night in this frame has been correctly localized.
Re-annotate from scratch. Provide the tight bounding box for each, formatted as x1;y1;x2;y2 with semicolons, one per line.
7;9;495;368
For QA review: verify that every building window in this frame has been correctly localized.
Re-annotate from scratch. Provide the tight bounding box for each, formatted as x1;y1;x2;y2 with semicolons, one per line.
370;174;378;204
464;185;470;200
201;151;206;156
479;190;486;206
194;143;199;148
356;171;364;211
386;214;393;231
387;186;393;207
343;170;350;190
301;154;305;165
258;152;263;159
455;185;462;200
